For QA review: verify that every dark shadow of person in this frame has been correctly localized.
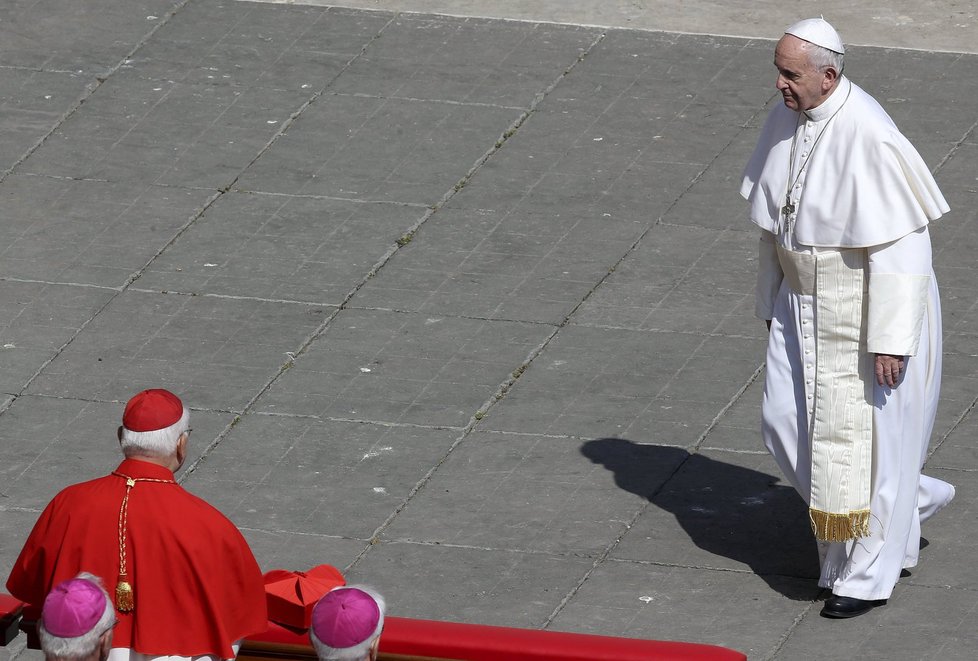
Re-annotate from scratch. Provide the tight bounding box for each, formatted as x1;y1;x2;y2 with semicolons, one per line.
580;438;820;601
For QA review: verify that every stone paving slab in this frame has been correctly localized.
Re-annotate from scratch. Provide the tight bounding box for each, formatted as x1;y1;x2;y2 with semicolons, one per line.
901;468;975;592
234;95;522;203
0;395;233;512
20;77;311;188
608;447;819;580
135;192;423;303
0;283;115;393
481;325;765;442
571;224;759;334
286;0;978;54
253;308;552;426
547;560;819;659
24;291;326;410
0;1;183;73
236;527;367;575
381;430;668;555
0;176;212;286
185;415;464;539
0;68;94;170
773;582;978;661
323;19;595;106
355;206;649;324
345;540;599;628
1;2;977;661
930;407;978;472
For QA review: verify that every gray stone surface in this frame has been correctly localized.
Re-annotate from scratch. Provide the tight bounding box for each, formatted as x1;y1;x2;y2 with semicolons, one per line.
383;431;664;554
548;561;819;659
273;0;978;54
1;2;977;661
186;415;463;538
348;539;599;628
608;448;820;580
772;581;978;660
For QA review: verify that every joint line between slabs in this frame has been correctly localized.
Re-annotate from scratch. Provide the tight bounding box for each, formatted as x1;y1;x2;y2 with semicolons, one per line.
1;188;225;418
212;13;400;197
347;29;792;572
0;0;195;187
933;117;978;172
336;28;612;316
927;391;978;464
542;444;698;628
269;33;616;540
760;601;819;661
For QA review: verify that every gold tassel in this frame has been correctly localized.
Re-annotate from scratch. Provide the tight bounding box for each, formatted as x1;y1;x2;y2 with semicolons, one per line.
809;508;871;542
112;473;174;615
116;575;134;612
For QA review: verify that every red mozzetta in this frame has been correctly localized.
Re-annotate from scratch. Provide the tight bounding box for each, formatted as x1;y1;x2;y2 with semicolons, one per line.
6;458;267;658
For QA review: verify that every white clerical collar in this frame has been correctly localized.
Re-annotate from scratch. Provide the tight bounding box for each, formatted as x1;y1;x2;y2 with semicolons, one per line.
805;76;851;122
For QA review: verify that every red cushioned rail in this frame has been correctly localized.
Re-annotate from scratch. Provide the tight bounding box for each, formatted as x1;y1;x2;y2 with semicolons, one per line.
2;593;745;659
242;616;747;661
0;595;22;619
0;595;24;646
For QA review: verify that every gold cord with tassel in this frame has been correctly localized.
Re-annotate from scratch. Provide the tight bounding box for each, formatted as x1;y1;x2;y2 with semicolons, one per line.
113;472;175;612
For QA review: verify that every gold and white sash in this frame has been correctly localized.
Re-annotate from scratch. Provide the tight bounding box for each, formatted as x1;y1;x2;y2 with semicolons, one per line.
778;246;874;541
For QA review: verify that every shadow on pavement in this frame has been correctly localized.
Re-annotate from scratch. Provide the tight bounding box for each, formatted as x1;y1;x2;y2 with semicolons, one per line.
581;438;820;600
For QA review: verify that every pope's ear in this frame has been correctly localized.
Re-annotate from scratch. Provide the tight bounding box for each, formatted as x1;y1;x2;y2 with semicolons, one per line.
821;66;839;90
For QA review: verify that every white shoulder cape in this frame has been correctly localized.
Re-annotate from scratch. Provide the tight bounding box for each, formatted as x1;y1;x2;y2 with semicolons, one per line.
740;79;949;248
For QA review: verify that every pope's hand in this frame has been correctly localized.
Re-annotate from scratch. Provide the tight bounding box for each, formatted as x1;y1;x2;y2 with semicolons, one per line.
875;353;906;387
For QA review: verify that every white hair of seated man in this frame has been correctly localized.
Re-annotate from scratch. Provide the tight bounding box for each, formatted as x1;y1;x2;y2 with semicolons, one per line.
38;572;115;661
310;585;386;661
118;406;190;458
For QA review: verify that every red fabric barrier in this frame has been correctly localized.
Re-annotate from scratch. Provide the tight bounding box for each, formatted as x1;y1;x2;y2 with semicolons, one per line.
3;593;746;660
245;616;747;661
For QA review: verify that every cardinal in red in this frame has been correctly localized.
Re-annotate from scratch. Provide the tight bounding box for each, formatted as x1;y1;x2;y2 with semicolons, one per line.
7;389;267;660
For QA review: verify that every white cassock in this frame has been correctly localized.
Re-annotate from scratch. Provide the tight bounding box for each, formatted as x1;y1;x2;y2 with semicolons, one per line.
741;76;955;600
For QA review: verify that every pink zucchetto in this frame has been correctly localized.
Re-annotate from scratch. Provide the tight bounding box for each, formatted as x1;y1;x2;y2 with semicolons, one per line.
41;577;108;638
311;587;381;649
123;389;184;432
785;17;845;54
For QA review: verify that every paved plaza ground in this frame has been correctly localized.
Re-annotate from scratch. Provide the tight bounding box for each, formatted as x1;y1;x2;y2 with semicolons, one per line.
1;1;977;659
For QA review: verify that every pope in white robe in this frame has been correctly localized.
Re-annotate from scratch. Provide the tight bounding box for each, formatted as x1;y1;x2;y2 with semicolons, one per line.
739;18;955;618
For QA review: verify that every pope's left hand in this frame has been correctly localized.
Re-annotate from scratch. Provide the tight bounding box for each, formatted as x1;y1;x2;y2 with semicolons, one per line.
875;353;906;388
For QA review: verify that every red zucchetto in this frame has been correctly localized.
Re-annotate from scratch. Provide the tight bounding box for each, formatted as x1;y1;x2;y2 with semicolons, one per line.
122;389;184;432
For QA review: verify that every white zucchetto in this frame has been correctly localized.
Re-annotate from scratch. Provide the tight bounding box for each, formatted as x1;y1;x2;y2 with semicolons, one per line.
784;18;845;54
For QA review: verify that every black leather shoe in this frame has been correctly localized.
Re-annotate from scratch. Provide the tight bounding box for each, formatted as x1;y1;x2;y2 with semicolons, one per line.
820;595;886;618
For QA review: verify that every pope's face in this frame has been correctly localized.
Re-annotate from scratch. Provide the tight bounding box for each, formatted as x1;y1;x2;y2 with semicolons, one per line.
774;35;833;111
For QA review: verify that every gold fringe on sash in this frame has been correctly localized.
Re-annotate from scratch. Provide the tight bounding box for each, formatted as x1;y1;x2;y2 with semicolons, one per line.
809;508;871;542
